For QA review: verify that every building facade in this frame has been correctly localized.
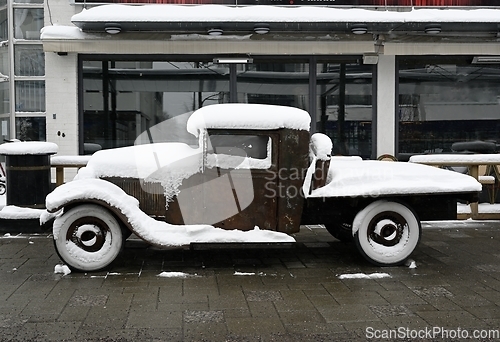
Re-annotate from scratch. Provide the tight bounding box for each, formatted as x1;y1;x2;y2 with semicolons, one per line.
3;0;500;160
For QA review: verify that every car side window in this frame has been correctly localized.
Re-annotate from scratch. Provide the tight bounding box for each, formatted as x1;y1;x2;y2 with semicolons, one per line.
206;134;272;169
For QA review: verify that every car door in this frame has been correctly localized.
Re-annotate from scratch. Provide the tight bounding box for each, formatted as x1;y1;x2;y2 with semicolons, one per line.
173;129;279;230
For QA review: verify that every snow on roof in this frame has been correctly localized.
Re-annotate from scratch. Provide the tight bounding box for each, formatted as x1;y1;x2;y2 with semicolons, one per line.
70;5;500;24
0;141;58;156
186;103;310;137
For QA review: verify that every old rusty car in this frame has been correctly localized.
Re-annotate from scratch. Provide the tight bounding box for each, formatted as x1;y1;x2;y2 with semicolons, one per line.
43;103;481;271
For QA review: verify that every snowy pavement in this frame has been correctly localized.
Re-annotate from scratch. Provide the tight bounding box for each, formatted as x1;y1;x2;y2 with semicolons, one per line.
1;224;500;341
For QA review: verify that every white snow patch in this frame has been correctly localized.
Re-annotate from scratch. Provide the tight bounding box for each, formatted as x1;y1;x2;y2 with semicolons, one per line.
54;264;71;276
157;271;199;278
234;271;255;276
0;206;45;220
338;272;391;280
309;133;332;161
405;259;417;269
0;141;58;155
410;154;500;164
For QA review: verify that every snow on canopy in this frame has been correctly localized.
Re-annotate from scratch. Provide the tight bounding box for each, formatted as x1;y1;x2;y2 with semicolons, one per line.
0;141;58;156
304;159;481;198
186;103;310;137
70;5;500;24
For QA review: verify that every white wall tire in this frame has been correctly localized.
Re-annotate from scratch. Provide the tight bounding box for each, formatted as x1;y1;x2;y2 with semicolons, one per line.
353;200;421;266
53;204;124;272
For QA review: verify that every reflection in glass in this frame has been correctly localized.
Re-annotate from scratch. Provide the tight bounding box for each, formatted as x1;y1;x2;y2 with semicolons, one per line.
317;62;373;158
0;83;9;115
14;8;43;40
82;60;230;150
237;61;309;109
15;80;45;112
16;116;45;141
398;59;500;159
0;8;7;41
15;45;44;76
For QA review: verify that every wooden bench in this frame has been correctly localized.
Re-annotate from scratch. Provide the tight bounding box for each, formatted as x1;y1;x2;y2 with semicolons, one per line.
50;156;91;187
409;154;500;220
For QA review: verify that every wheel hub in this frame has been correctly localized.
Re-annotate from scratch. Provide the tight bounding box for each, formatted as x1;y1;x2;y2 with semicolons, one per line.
66;218;108;252
369;216;405;247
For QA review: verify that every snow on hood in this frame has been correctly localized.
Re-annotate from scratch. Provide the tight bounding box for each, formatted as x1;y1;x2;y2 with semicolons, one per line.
46;178;295;245
75;142;203;205
304;160;481;198
186;103;310;137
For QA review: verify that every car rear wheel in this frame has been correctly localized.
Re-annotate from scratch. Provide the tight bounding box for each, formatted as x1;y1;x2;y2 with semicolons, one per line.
324;222;353;242
353;200;421;266
53;204;124;272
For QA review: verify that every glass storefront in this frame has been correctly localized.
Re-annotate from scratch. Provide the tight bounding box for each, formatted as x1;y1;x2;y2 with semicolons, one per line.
398;56;500;160
80;56;374;156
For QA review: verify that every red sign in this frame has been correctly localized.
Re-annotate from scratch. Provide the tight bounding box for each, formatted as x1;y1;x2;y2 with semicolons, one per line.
75;0;495;5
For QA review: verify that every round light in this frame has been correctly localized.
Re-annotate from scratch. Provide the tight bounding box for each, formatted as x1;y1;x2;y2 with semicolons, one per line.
104;23;121;35
351;24;368;35
254;23;270;35
207;28;223;36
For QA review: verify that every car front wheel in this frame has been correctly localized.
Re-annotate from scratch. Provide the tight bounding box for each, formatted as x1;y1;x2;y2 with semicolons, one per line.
353;200;421;266
53;204;124;272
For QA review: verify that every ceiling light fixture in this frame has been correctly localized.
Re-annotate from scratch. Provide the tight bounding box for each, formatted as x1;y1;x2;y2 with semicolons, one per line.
207;28;223;36
213;58;253;64
424;24;441;34
351;24;368;35
472;56;500;64
254;23;270;35
104;23;122;34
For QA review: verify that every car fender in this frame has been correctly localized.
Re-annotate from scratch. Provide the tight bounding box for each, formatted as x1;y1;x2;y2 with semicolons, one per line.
45;178;139;235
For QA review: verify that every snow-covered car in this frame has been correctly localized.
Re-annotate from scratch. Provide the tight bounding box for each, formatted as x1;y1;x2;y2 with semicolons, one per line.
42;103;481;272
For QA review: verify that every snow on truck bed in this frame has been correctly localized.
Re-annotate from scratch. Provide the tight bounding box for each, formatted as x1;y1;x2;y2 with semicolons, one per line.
304;159;481;198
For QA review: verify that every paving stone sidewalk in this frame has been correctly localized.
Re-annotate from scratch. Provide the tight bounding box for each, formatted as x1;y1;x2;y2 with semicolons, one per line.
1;222;500;341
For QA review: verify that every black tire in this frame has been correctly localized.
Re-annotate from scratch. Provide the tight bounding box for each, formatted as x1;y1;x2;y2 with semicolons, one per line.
324;222;353;242
53;204;124;272
353;200;421;266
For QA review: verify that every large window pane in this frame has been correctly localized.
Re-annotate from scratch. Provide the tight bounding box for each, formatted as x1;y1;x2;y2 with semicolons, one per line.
317;61;373;158
82;59;229;150
15;80;45;111
0;83;8;115
398;58;500;159
236;61;309;111
15;45;44;76
0;7;7;41
16;116;45;141
14;8;43;40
